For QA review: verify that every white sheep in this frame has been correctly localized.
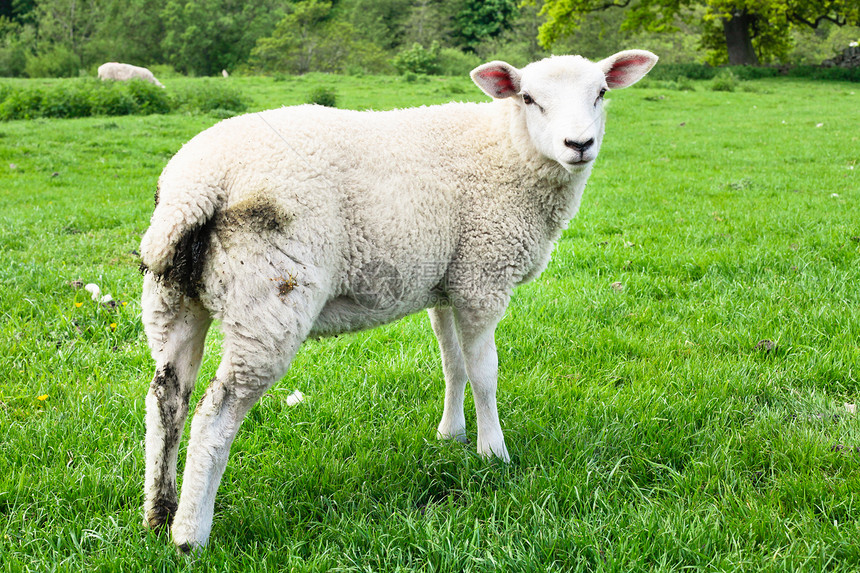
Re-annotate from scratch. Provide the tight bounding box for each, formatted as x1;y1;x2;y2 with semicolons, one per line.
139;49;657;551
97;62;165;88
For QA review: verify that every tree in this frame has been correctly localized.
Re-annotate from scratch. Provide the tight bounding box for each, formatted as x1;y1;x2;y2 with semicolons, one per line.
535;0;860;65
1;0;37;24
90;0;168;65
250;0;356;74
161;0;283;75
32;0;104;65
452;0;519;52
343;0;411;50
402;0;453;47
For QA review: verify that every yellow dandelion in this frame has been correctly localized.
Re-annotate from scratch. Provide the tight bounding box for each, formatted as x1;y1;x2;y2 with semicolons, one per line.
110;323;117;331
121;301;128;307
74;302;83;308
37;394;48;401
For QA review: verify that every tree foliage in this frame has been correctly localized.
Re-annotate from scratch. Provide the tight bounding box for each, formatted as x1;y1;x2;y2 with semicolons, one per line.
161;0;282;75
452;0;519;52
0;0;856;77
535;0;860;64
250;0;358;74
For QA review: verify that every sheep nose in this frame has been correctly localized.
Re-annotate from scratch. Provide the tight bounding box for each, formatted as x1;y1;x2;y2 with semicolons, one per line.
564;138;594;152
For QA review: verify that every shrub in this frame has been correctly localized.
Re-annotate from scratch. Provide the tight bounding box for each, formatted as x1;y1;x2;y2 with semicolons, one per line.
649;63;718;81
307;86;337;107
392;42;441;75
206;109;239;120
41;84;92;118
0;42;27;78
89;83;138;116
24;46;80;78
633;76;697;91
402;72;429;84
147;64;181;79
787;65;860;82
171;81;248;113
0;88;44;120
437;48;481;77
0;78;252;121
345;41;393;75
730;66;781;80
123;79;171;115
674;76;696;91
710;70;738;92
646;62;859;83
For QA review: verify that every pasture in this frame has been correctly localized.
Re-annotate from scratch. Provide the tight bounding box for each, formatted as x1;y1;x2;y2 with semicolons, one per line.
0;73;859;571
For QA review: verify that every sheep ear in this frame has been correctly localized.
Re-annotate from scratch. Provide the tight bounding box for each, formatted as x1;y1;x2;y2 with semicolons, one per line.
599;50;658;89
471;61;521;99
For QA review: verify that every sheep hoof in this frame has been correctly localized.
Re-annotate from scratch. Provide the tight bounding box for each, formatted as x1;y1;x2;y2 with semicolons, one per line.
478;443;511;464
436;428;468;444
145;501;177;531
176;542;193;555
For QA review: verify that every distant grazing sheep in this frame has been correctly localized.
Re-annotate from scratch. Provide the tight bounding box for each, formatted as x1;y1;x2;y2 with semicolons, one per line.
139;49;658;552
97;62;164;88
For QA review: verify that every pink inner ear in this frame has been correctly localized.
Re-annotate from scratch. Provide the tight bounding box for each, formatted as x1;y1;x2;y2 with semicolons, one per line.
479;69;516;96
606;55;652;86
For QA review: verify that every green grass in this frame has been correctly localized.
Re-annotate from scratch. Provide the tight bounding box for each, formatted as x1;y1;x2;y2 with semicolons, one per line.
0;75;859;571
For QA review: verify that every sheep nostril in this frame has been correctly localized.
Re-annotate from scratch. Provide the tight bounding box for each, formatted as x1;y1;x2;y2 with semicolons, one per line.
564;138;594;152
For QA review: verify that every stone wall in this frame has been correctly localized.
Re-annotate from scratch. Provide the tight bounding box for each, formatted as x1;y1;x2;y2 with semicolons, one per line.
823;46;860;68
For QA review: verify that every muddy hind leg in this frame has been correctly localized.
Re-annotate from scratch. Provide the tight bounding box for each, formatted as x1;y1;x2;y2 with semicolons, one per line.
142;274;212;530
170;280;326;551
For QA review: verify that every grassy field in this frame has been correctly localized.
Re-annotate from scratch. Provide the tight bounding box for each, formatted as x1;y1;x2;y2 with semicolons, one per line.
0;73;858;571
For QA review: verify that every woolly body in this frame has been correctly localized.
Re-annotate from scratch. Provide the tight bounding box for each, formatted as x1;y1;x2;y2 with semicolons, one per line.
98;62;165;88
144;100;582;333
140;51;657;552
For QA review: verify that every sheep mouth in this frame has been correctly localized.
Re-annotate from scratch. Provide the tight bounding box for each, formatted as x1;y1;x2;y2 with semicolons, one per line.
564;158;593;170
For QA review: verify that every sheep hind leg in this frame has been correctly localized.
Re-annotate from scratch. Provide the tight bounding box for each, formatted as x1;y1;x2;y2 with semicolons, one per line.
429;306;468;443
142;274;212;531
169;286;324;552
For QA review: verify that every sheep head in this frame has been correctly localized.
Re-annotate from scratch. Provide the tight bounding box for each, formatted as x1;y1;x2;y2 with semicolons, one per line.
471;50;658;173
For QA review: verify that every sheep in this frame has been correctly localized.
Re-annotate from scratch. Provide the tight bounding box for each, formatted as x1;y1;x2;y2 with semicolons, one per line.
97;62;165;88
139;49;658;551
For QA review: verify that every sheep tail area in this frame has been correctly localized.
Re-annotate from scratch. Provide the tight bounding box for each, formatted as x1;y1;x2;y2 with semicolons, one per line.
139;181;223;297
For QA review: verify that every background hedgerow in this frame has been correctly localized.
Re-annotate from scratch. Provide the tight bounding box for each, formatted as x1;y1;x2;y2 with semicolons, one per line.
647;63;860;83
0;78;249;121
168;79;248;114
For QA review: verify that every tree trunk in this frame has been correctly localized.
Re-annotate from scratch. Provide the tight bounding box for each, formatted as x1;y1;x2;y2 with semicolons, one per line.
722;10;758;66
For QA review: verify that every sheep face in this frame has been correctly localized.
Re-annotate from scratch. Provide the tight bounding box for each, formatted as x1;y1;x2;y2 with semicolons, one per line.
471;50;658;172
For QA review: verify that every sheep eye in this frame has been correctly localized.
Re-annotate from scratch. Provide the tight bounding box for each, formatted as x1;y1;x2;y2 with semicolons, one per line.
522;93;535;105
598;88;607;100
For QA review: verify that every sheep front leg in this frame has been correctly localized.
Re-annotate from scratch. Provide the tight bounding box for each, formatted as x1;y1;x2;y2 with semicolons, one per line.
455;309;510;462
429;306;468;442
